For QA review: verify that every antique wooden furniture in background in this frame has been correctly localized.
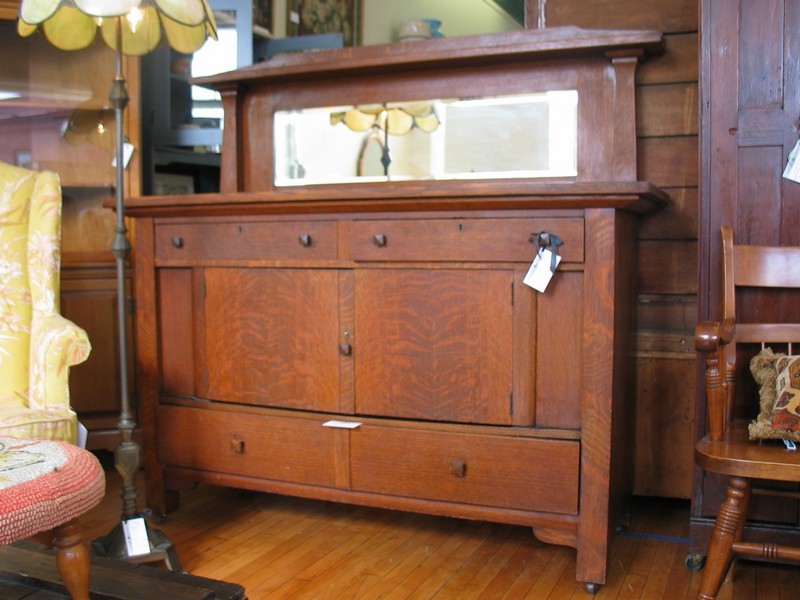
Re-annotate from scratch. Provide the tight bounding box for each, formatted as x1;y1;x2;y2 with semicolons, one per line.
0;18;140;451
695;0;800;555
694;226;800;599
125;28;667;592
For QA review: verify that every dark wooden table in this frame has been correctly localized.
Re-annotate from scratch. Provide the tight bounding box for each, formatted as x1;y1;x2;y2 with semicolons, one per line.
0;542;246;599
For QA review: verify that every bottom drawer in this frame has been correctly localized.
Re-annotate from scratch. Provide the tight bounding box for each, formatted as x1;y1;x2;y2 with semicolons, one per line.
350;426;579;514
157;404;339;488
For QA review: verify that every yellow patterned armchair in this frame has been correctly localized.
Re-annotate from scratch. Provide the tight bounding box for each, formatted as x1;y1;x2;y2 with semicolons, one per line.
0;161;91;443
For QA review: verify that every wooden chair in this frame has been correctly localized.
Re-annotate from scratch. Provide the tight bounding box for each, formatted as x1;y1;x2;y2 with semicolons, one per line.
695;225;800;600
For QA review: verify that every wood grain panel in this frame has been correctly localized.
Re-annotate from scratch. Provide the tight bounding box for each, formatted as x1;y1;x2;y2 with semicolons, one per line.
157;404;339;488
634;358;695;498
736;146;785;243
637;83;698;137
637;294;697;332
541;0;698;33
155;220;338;262
158;269;195;397
535;270;583;429
354;269;514;425
637;136;699;188
350;217;584;263
350;425;580;514
204;268;341;411
638;240;697;295
637;33;699;84
61;279;121;414
638;187;698;240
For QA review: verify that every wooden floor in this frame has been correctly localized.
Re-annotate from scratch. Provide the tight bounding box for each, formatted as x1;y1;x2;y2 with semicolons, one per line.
79;460;799;600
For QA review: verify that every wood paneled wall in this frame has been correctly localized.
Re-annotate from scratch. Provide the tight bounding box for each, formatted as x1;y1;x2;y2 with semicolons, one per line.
530;0;700;498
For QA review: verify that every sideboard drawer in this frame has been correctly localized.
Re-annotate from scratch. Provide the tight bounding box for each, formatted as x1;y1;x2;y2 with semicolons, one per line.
350;217;584;263
155;220;338;261
350;426;579;514
157;404;339;487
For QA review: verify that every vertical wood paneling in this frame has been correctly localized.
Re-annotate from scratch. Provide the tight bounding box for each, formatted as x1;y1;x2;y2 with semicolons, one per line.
737;146;784;244
738;0;783;110
697;0;800;551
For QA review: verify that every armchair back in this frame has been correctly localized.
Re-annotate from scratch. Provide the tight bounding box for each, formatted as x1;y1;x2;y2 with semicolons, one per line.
0;161;90;442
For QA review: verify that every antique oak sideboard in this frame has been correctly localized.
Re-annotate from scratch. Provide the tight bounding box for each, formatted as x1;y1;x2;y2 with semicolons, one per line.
125;27;667;591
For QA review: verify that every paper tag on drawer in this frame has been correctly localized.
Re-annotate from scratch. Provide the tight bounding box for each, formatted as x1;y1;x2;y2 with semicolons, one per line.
323;420;362;429
523;248;561;293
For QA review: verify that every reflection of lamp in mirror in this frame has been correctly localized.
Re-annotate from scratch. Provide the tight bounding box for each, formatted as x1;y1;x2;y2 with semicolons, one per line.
331;103;440;176
62;104;115;149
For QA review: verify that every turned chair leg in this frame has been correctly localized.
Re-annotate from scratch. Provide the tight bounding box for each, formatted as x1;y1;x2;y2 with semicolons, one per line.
52;518;91;600
697;476;749;600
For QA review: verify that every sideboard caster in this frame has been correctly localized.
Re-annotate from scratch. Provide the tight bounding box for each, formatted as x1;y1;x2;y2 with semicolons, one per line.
685;552;706;571
584;582;600;594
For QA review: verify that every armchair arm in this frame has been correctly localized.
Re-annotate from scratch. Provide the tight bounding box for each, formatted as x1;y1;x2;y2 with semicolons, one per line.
695;318;734;353
29;313;91;411
695;318;735;441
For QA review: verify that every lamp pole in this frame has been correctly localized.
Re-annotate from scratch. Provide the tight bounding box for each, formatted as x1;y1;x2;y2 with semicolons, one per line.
92;19;181;570
109;17;138;522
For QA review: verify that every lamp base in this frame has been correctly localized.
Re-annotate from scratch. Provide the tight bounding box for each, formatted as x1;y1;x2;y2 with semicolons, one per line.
91;519;182;572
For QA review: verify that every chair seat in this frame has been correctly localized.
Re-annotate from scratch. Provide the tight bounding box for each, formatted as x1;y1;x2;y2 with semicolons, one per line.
695;420;800;483
0;437;105;544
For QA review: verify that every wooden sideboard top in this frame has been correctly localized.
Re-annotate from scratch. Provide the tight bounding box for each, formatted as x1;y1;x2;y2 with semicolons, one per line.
123;180;669;218
194;26;665;91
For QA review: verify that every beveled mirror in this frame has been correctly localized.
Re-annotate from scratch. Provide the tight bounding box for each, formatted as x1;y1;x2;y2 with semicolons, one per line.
273;90;578;186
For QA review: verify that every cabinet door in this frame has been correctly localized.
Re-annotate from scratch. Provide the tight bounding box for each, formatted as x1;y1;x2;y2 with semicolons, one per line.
354;268;514;425
203;267;343;412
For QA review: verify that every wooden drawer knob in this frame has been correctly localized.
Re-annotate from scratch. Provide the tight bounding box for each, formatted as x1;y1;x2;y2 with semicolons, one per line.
230;438;245;453
450;459;466;478
298;234;312;247
171;236;184;248
372;234;387;247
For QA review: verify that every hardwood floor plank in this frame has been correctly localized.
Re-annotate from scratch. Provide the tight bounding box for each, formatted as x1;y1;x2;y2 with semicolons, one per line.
354;518;455;600
272;509;412;599
69;468;794;600
442;527;523;599
236;504;373;594
521;547;573;598
379;521;489;600
498;543;557;599
397;522;497;599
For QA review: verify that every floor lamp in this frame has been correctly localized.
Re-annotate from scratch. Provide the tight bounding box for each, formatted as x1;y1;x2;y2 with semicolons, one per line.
17;0;216;568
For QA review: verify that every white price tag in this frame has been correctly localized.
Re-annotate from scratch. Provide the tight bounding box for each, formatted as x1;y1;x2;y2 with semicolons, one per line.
784;139;800;183
76;422;88;449
122;517;151;557
523;248;561;293
111;142;135;170
323;420;362;429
